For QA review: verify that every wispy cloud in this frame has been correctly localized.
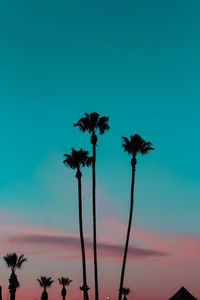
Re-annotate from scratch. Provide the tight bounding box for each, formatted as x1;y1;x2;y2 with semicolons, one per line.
2;212;200;267
3;233;167;261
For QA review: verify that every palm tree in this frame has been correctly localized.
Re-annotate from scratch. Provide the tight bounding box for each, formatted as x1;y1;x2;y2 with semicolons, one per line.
3;253;27;300
74;112;109;300
119;135;154;300
37;276;54;300
58;277;72;300
64;148;92;300
121;288;131;300
80;285;90;300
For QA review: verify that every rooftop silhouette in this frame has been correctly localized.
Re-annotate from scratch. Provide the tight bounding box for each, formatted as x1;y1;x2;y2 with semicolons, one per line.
168;287;197;300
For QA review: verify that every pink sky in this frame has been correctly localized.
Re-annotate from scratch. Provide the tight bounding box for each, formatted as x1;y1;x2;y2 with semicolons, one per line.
0;213;200;300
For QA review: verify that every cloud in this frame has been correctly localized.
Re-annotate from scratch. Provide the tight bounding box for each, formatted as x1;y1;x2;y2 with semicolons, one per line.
2;212;200;267
2;233;167;261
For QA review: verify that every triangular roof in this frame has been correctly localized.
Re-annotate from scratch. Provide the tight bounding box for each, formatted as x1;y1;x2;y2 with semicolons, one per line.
168;287;197;300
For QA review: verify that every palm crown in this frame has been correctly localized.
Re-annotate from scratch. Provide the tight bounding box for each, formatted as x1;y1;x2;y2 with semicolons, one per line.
64;148;93;170
3;253;27;272
122;134;154;157
37;276;54;289
74;112;109;135
121;288;131;296
58;277;72;287
80;285;90;291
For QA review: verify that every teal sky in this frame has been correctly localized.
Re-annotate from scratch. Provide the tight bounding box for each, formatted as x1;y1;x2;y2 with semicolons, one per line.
1;2;200;300
0;0;200;234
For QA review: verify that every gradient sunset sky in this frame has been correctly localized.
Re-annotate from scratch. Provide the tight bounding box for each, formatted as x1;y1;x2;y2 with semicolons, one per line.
0;0;200;300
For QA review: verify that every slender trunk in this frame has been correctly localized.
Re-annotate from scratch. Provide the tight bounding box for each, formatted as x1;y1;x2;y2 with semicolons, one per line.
9;271;17;300
61;286;66;300
77;170;89;300
92;138;99;300
62;295;65;300
41;288;48;300
10;292;15;300
119;158;136;300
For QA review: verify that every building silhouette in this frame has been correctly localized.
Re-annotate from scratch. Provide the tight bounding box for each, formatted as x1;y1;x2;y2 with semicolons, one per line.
169;287;197;300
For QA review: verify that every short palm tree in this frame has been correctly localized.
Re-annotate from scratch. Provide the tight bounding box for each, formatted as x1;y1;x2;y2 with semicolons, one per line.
119;135;154;300
64;148;92;300
74;112;109;300
58;277;72;300
37;276;54;300
3;253;27;300
121;288;130;300
80;285;90;300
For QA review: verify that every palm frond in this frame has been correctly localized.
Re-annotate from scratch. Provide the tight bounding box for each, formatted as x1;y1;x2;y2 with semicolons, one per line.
80;284;90;291
74;112;109;135
98;116;110;134
3;253;27;270
141;141;154;154
122;136;130;152
47;279;54;287
3;253;16;268
74;114;91;132
90;112;99;130
64;148;92;170
37;276;54;288
74;116;90;132
64;153;77;169
58;277;72;286
86;156;93;167
17;255;27;269
122;134;154;156
37;279;43;287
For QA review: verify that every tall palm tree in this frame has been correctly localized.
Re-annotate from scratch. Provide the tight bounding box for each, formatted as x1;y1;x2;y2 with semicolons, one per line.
58;277;72;300
119;135;154;300
3;253;27;300
74;112;110;300
121;288;131;300
64;148;92;300
37;276;54;300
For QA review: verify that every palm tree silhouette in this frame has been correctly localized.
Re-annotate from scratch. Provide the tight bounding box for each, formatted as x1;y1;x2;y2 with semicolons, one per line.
80;285;90;300
119;135;154;300
3;253;27;300
74;112;109;300
64;148;92;300
58;277;72;300
37;276;54;300
121;288;131;300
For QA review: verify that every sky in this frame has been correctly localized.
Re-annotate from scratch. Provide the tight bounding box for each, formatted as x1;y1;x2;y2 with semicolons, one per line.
0;0;200;299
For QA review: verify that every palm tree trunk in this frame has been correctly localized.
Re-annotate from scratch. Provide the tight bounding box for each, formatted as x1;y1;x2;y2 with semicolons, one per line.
10;292;15;300
9;272;16;300
119;159;136;300
41;289;48;300
61;286;66;300
92;141;99;300
77;171;89;300
61;289;65;300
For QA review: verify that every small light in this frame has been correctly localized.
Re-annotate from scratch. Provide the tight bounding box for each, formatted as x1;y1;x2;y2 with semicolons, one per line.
106;296;111;300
